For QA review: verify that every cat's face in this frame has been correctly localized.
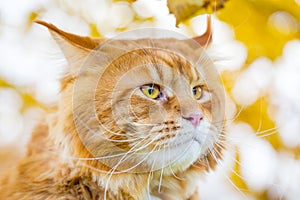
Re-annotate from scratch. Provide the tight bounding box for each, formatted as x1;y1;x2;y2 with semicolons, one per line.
93;46;223;172
38;20;225;174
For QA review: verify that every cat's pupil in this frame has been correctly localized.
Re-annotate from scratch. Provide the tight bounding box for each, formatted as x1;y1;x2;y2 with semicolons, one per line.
148;87;154;95
192;87;197;95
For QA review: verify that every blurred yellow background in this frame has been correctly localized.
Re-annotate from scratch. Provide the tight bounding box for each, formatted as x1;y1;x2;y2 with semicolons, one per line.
0;0;300;199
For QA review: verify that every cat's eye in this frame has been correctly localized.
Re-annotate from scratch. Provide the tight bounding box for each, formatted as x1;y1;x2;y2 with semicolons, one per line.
140;84;160;99
192;85;203;100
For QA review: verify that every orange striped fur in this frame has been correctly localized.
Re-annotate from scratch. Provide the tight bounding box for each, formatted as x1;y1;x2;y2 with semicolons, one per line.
0;17;226;200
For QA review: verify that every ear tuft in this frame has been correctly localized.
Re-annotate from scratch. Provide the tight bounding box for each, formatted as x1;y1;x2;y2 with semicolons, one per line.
192;15;212;48
35;20;105;76
35;20;103;50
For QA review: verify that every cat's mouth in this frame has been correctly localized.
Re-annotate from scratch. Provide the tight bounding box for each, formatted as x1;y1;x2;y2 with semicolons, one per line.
167;137;201;149
153;125;204;146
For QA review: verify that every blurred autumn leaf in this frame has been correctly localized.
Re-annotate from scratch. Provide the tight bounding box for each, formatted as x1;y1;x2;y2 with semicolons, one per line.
217;0;300;62
0;78;46;112
167;0;229;25
217;0;299;151
166;0;299;60
89;23;102;37
26;9;45;30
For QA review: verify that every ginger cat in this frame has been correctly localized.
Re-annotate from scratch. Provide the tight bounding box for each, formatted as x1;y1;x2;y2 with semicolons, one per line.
0;17;226;199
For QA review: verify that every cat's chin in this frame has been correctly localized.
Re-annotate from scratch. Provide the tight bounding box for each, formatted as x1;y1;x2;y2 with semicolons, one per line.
143;139;208;174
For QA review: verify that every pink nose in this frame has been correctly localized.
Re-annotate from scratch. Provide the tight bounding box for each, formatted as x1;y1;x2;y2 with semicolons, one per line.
183;114;203;127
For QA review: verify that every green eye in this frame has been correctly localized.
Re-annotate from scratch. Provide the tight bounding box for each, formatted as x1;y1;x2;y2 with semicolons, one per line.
141;84;160;99
192;85;203;100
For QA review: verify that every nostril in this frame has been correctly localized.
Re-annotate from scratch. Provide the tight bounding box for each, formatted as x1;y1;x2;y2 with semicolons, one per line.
182;114;203;127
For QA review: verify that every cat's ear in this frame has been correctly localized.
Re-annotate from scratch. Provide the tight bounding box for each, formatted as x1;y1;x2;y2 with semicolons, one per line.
192;15;212;48
35;20;105;74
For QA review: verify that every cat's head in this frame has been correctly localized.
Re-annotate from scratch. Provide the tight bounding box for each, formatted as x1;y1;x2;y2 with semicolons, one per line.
37;17;225;174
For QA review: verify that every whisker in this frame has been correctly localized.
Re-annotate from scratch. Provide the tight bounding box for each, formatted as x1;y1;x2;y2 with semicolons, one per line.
255;127;278;138
74;132;159;168
213;141;283;191
167;139;186;181
207;148;249;199
102;134;160;200
147;144;161;200
158;142;166;193
255;98;264;134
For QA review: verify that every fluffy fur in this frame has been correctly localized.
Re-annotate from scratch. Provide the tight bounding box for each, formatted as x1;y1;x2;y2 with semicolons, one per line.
0;17;225;200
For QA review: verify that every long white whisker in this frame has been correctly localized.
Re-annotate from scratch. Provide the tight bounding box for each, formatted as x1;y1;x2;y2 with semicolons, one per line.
157;141;166;193
208;148;249;199
147;144;161;200
214;141;283;191
102;136;154;200
167;132;186;181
